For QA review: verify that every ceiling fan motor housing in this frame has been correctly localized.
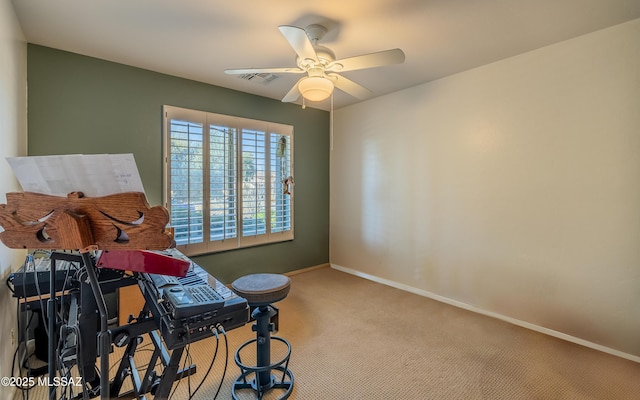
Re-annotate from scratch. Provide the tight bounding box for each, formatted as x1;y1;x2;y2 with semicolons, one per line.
297;46;336;70
304;24;328;42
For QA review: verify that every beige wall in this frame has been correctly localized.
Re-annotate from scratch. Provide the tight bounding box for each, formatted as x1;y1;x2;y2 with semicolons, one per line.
0;0;27;392
331;19;640;359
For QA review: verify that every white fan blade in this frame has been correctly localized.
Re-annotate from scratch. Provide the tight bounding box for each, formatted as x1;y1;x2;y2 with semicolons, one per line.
225;67;304;75
329;73;372;99
278;25;318;62
329;48;405;72
281;77;305;102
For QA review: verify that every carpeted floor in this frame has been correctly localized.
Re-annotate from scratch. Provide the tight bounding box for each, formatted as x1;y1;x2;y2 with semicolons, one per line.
22;266;640;399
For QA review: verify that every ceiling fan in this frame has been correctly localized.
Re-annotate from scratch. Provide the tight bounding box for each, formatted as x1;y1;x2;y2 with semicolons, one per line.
225;24;405;103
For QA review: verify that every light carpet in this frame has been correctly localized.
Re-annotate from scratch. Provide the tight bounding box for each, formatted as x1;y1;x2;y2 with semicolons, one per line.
23;266;640;399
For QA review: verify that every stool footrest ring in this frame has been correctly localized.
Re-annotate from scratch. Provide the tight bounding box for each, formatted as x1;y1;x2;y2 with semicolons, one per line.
231;336;294;400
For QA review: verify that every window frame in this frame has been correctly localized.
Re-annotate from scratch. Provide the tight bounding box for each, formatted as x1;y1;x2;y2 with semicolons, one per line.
163;105;294;256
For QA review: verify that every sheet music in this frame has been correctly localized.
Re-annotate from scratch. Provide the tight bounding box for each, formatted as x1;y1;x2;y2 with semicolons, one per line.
6;154;145;197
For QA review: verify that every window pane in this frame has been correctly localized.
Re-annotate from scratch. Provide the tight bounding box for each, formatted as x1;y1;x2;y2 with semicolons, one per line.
169;119;204;245
210;125;238;241
241;129;267;236
270;133;292;233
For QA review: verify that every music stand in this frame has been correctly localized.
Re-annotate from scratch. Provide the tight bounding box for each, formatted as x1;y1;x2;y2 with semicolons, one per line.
0;190;173;400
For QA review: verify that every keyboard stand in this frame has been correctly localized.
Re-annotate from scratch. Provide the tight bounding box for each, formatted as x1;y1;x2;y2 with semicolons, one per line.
153;345;194;399
109;307;197;400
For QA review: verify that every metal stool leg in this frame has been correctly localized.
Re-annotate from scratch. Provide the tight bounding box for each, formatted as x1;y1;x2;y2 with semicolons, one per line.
255;306;275;391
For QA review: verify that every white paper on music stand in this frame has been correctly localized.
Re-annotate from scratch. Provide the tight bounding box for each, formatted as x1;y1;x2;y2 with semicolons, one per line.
6;154;145;197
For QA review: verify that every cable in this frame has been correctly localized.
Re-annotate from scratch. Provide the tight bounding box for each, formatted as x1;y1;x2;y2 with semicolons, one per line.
75;324;90;400
57;259;79;323
13;280;38;399
169;328;193;400
190;324;228;400
12;308;32;377
186;344;193;397
53;258;89;400
214;325;229;400
14;271;25;400
189;326;220;399
330;90;334;151
31;254;50;338
67;324;89;400
11;346;37;397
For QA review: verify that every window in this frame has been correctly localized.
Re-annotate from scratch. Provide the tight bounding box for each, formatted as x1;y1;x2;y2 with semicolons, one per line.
163;105;294;255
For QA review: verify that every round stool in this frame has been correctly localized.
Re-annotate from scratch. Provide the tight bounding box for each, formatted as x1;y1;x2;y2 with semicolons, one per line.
231;273;294;400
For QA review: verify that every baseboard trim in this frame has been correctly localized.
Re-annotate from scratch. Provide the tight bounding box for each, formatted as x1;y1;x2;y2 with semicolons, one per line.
286;263;330;277
331;263;640;364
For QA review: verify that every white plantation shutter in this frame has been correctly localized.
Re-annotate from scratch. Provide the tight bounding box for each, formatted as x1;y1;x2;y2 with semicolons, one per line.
167;117;205;247
270;133;292;234
209;124;237;243
240;128;267;239
164;105;293;255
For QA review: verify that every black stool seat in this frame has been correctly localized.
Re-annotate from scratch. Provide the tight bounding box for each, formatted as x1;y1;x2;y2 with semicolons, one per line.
232;273;291;307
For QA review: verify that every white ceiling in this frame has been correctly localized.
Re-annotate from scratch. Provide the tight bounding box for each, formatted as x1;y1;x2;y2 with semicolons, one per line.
11;0;640;110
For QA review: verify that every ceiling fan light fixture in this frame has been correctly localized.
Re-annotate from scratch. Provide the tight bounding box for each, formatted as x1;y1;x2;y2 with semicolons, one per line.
298;76;334;101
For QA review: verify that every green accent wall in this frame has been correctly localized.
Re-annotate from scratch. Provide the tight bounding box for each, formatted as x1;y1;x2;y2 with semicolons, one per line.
27;44;329;283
